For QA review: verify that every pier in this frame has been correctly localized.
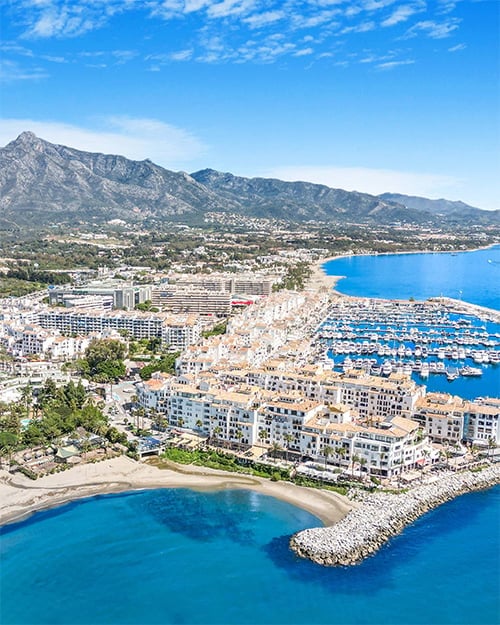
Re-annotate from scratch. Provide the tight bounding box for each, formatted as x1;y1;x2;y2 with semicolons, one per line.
290;465;500;567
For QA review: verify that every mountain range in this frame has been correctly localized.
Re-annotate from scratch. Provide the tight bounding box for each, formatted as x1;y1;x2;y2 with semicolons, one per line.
0;132;497;229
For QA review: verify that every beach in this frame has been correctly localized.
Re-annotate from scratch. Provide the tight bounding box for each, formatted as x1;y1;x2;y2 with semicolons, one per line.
0;456;354;528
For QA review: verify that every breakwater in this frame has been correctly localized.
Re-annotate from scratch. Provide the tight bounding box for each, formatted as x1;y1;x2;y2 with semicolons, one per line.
290;466;500;566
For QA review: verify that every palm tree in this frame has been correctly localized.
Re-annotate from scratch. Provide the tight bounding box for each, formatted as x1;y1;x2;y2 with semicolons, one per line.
213;425;222;446
323;445;333;470
236;429;244;450
0;431;18;470
336;445;347;468
271;441;282;461
20;384;33;419
195;419;203;432
359;456;368;480
351;453;360;477
258;429;268;447
487;437;496;460
284;433;294;463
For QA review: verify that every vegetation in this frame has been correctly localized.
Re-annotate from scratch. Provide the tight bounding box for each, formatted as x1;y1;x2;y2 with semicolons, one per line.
273;262;312;291
6;265;71;285
138;352;180;380
135;300;159;312
201;321;227;339
0;379;110;452
76;338;127;382
0;277;46;297
160;447;290;480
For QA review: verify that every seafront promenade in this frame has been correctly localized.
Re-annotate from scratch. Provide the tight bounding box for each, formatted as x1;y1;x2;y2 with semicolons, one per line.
290;465;500;566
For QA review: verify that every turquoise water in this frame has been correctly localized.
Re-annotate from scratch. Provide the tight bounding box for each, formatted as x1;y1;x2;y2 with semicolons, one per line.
323;245;500;310
1;487;499;625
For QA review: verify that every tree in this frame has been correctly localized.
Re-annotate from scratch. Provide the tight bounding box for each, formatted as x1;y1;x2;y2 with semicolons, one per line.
0;431;18;469
351;453;360;477
236;429;244;449
336;445;347;467
258;429;268;446
196;419;203;431
487;437;496;459
284;433;294;463
83;339;126;382
271;441;282;461
323;445;333;470
20;384;33;418
213;425;222;445
359;456;368;479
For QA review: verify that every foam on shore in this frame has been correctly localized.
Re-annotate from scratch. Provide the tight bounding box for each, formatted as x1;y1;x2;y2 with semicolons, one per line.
290;466;500;566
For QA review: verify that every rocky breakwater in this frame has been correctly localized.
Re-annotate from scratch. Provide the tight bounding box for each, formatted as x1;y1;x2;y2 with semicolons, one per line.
290;465;500;566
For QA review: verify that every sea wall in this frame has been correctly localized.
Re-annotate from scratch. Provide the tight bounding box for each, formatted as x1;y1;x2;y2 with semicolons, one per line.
290;466;500;566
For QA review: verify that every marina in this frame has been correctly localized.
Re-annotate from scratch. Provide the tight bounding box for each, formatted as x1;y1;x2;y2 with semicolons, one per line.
314;298;500;388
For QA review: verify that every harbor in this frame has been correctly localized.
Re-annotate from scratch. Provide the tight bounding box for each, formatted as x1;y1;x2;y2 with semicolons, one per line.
313;298;500;388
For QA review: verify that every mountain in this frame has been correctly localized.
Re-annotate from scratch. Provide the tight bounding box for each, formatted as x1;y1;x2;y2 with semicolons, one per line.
189;168;429;223
379;193;499;224
0;132;237;227
0;132;497;229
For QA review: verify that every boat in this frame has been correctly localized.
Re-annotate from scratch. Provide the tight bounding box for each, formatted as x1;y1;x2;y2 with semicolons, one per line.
460;366;483;377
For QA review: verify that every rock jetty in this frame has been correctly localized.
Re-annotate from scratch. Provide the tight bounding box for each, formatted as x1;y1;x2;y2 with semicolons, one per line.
290;466;500;566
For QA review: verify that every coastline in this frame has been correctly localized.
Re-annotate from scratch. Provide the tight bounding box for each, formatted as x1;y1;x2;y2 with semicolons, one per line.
0;456;354;528
314;243;500;313
290;465;500;566
317;241;500;268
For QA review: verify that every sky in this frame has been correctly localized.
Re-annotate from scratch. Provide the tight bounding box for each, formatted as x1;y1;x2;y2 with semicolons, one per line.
1;0;499;210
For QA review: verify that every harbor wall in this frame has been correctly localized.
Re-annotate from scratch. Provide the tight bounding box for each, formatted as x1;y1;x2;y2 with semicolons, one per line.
290;465;500;566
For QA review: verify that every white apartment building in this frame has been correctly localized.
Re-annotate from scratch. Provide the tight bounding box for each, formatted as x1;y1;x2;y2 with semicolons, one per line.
414;393;466;444
466;398;500;446
161;314;201;351
136;372;431;476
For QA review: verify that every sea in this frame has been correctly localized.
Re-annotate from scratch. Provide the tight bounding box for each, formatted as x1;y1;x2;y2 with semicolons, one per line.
1;247;499;625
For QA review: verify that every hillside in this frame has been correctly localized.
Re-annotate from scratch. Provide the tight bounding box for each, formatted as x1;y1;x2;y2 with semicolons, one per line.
379;192;499;224
1;132;497;229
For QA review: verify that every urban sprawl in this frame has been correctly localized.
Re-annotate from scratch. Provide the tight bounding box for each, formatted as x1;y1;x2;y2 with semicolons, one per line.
1;260;498;485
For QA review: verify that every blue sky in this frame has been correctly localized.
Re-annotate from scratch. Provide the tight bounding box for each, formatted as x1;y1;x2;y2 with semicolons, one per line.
1;0;498;209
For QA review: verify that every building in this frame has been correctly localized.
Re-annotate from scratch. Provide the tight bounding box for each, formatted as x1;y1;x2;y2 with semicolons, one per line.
48;282;152;311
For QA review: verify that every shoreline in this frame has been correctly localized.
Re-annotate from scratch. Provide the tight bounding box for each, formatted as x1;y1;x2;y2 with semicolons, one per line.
290;465;500;566
313;243;500;313
317;241;499;268
0;456;354;528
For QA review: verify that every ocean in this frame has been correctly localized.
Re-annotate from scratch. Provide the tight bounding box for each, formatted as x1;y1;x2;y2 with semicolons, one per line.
1;247;499;625
322;245;500;310
1;487;499;625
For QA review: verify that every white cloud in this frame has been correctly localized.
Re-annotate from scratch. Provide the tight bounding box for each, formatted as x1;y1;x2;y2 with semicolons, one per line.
377;59;414;69
404;18;461;39
264;165;462;199
293;47;314;56
7;0;466;67
381;3;424;27
243;10;285;29
207;0;258;19
448;42;466;52
341;21;376;34
0;117;207;166
0;59;49;81
169;49;194;61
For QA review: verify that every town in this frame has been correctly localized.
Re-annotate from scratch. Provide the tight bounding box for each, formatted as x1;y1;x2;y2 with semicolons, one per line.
0;256;498;489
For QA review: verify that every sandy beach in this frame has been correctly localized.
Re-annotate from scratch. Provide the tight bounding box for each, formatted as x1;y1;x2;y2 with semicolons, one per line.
0;456;354;528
